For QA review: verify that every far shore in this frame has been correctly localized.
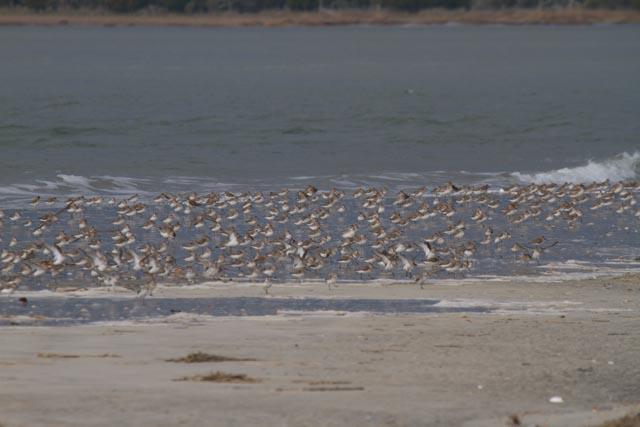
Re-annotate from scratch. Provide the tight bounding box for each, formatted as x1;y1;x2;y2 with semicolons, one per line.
1;8;640;27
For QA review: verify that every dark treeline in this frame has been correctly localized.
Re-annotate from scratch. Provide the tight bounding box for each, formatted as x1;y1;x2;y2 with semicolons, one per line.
1;0;637;14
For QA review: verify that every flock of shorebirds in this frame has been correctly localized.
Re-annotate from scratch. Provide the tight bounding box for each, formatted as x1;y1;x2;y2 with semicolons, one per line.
0;180;639;296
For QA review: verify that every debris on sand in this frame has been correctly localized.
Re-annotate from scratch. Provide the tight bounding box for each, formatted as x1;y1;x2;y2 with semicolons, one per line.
507;414;521;426
593;411;640;427
302;386;364;392
295;380;352;386
37;353;120;359
174;371;260;383
166;352;256;363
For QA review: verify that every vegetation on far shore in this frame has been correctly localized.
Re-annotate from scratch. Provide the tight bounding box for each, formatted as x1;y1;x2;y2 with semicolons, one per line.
1;0;639;18
1;7;640;25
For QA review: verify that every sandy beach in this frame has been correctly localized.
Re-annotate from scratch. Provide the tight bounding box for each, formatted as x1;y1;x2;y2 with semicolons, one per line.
1;8;640;27
1;275;639;427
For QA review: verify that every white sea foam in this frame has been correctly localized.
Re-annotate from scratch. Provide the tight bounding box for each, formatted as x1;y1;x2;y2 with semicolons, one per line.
0;153;638;207
513;151;640;184
57;174;93;189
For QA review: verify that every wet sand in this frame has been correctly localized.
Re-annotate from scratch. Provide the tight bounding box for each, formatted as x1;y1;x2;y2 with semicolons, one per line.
1;275;639;426
1;9;640;27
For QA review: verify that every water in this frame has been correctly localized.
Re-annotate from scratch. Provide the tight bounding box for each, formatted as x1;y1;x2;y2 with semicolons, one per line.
1;25;639;201
1;186;639;288
0;25;639;310
0;296;491;325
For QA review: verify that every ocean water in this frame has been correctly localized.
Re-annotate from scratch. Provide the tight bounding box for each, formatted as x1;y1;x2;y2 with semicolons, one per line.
0;25;639;303
1;25;639;201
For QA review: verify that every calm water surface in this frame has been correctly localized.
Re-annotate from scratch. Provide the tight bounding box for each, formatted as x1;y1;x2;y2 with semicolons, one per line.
1;25;639;200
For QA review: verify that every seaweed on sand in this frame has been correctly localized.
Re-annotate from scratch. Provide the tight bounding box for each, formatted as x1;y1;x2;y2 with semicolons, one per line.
174;371;260;383
166;351;255;363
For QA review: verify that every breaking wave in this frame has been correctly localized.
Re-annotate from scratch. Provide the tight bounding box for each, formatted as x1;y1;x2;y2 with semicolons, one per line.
0;171;507;207
1;153;639;207
512;152;640;184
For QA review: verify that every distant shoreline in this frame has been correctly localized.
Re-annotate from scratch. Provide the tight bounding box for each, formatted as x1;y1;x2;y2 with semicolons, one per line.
1;8;640;27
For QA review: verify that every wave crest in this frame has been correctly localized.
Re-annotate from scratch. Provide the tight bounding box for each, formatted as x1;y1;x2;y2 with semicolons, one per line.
513;152;640;184
1;152;638;207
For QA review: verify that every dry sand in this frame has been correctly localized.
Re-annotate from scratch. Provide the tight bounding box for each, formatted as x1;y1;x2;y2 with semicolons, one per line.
1;8;640;27
1;275;639;426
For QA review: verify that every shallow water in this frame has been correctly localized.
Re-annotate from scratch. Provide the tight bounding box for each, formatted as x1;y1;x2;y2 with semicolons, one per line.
1;185;639;293
0;296;492;325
